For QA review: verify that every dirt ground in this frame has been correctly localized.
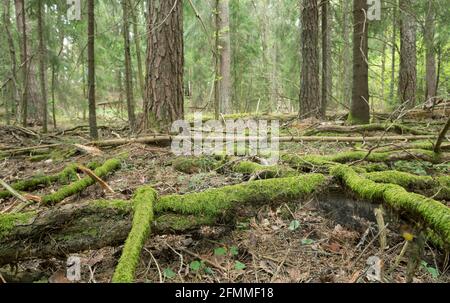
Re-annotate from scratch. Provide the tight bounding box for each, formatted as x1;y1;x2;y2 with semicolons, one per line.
0;120;449;283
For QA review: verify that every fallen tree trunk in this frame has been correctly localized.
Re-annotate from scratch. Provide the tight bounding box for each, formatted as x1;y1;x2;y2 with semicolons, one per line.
304;123;433;136
0;174;327;266
434;117;450;153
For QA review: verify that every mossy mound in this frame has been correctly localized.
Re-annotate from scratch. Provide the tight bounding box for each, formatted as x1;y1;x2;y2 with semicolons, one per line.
232;161;297;179
172;156;221;174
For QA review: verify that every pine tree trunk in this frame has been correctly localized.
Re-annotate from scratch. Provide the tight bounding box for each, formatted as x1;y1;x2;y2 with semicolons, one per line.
299;0;320;118
3;0;19;121
37;0;47;132
349;0;370;124
87;0;98;139
214;0;220;120
218;0;232;114
321;0;331;117
341;0;351;106
130;0;145;101
389;3;397;103
122;0;136;131
144;0;184;131
424;0;436;101
398;0;417;109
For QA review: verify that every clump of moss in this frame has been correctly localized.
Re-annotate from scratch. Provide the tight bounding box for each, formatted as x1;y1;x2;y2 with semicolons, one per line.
332;165;450;248
364;171;435;189
0;212;36;240
155;174;326;217
42;158;122;205
112;186;157;283
172;156;220;174
232;161;297;179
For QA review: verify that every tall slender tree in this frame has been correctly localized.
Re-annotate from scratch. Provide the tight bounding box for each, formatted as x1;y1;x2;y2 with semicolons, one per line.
398;0;417;108
218;0;232;114
87;0;98;138
122;0;136;131
424;0;437;101
37;0;48;132
321;0;331;117
299;0;320;118
144;0;184;130
349;0;370;124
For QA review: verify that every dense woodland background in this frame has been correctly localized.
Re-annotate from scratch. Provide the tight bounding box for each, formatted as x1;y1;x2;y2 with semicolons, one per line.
0;0;449;136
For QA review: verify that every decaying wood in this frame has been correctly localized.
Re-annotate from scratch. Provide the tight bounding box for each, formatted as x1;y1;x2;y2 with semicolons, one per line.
304;123;433;136
0;179;29;204
77;165;114;193
434;117;450;154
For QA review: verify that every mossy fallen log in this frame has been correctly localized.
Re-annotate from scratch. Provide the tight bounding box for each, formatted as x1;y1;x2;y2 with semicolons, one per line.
41;158;122;205
331;165;450;249
155;174;327;216
304;123;434;136
282;149;448;170
0;162;101;200
112;187;156;283
0;174;326;265
364;171;450;201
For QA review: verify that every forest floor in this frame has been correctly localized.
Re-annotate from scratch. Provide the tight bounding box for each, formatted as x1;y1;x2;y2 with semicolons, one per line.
0;111;449;283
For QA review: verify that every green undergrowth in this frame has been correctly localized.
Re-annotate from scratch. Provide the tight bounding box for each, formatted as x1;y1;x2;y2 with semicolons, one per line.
42;158;122;205
332;165;450;249
112;186;157;283
155;174;327;217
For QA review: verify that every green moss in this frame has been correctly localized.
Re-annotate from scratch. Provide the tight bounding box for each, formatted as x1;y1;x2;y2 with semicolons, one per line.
358;163;390;172
155;174;326;217
0;211;36;240
364;171;435;189
91;199;132;213
232;161;297;178
42;158;122;205
112;186;157;283
154;214;216;232
332;165;450;249
172;156;220;174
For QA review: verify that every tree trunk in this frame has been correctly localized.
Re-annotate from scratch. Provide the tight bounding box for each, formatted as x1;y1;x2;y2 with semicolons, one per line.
299;0;320;118
349;0;370;124
87;0;98;139
424;0;436;101
122;0;136;131
3;0;19;121
341;0;351;106
214;0;220;120
37;0;47;133
218;0;232;114
389;3;397;103
144;0;184;131
398;0;417;108
51;63;56;129
130;0;145;101
321;0;331;117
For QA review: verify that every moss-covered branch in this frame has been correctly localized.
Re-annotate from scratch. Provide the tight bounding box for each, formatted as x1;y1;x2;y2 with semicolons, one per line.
155;174;327;216
304;123;434;136
331;165;450;249
41;158;122;205
364;171;449;201
231;161;298;179
112;187;157;283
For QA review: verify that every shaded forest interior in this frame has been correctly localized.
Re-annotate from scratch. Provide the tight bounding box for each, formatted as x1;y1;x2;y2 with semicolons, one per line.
0;0;449;283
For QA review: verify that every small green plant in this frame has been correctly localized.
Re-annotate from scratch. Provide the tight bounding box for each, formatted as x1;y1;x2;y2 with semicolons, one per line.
234;261;246;270
301;239;314;245
190;260;203;272
421;261;439;279
289;220;300;231
163;268;176;279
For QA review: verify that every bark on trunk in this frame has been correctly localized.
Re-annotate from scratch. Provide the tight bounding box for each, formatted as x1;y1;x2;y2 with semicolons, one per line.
144;0;184;131
299;0;320;118
341;0;351;106
321;0;331;117
398;0;417;109
218;0;232;114
122;0;136;131
37;0;47;133
389;4;397;102
350;0;370;124
87;0;98;139
130;0;145;101
424;0;437;101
